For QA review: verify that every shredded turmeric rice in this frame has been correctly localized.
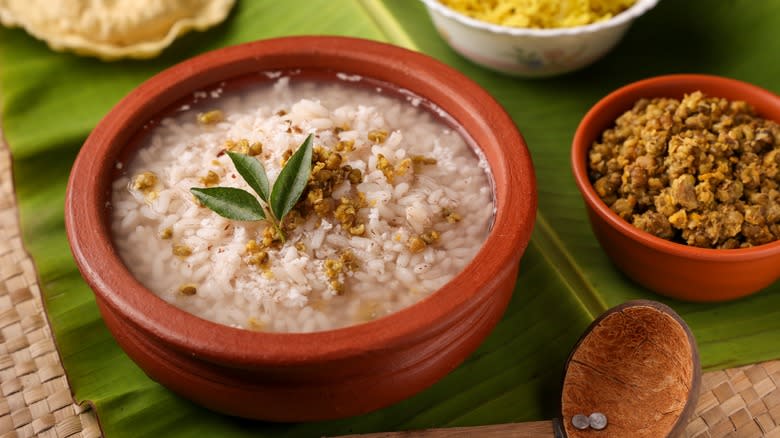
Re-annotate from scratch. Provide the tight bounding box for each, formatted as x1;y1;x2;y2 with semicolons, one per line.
440;0;637;29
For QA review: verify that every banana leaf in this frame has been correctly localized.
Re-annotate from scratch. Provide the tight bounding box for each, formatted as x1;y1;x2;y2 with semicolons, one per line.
1;0;779;436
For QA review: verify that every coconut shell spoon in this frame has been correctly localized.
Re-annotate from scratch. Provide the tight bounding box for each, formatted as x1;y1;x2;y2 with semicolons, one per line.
340;300;701;438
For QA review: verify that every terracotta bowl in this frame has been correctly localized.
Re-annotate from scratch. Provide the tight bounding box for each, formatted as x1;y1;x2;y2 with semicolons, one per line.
572;74;780;302
65;36;537;421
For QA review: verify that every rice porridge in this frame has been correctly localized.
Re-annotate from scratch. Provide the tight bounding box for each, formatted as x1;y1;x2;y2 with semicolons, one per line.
111;75;494;333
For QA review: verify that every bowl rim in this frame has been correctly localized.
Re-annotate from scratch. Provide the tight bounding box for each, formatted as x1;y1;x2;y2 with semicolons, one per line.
65;35;537;366
571;73;780;261
419;0;660;37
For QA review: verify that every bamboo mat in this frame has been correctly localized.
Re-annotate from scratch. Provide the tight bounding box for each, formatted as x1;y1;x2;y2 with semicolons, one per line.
1;140;779;437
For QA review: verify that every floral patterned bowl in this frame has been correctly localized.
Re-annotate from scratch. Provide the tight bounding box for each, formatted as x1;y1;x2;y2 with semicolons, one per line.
419;0;659;77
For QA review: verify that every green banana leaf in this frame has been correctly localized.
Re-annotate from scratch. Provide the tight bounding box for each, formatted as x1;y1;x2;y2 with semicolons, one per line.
1;0;779;436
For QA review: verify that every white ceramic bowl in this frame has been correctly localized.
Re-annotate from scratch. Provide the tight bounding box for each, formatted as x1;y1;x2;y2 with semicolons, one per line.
420;0;659;77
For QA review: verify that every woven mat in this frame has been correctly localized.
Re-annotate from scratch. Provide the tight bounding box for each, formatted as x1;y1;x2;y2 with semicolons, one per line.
0;138;101;438
0;140;778;438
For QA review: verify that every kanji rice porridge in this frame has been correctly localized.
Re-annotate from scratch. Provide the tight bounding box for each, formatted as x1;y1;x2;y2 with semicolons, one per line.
111;75;494;333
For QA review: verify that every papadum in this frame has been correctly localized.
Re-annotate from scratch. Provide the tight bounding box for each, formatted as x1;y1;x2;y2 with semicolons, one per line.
0;0;236;60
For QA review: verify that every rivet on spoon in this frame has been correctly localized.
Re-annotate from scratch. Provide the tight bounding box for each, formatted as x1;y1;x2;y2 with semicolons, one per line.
572;414;590;430
589;412;607;430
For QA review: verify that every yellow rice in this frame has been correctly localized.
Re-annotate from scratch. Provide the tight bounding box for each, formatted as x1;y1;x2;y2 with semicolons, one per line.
439;0;637;29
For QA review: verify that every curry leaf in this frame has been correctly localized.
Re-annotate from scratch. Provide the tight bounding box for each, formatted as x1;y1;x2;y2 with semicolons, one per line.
227;151;270;202
190;187;266;221
192;135;313;242
270;134;314;220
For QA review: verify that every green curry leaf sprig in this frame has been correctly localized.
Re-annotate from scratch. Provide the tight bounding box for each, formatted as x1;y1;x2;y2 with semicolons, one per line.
191;134;314;242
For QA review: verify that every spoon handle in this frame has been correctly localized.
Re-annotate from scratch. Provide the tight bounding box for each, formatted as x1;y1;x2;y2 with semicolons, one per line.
336;419;561;438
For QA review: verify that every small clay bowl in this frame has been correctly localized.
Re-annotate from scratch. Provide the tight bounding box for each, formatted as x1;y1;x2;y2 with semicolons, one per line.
572;74;780;301
561;300;700;438
65;36;537;421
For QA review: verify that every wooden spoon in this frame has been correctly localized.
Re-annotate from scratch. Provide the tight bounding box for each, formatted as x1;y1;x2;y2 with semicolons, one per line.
340;300;701;438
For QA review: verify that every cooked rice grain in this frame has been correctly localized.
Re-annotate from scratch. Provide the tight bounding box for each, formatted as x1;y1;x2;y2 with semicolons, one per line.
112;77;494;332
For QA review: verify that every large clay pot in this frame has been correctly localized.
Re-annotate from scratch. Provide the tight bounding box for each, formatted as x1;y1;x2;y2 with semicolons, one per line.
65;36;538;421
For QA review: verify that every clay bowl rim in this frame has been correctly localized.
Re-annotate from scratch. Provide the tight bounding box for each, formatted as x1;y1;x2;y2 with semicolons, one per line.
571;73;780;262
65;36;537;367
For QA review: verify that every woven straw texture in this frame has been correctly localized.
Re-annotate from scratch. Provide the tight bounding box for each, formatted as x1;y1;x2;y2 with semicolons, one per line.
686;362;780;438
1;137;779;437
0;138;101;438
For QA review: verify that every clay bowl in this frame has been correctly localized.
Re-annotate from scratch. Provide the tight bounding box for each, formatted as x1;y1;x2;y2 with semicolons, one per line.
572;74;780;302
561;300;700;438
65;36;537;421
